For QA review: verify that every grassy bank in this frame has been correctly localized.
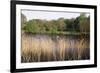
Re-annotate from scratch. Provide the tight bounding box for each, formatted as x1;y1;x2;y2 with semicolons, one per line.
23;30;90;36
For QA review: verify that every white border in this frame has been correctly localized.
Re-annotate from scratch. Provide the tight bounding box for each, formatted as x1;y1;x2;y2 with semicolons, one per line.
16;4;94;69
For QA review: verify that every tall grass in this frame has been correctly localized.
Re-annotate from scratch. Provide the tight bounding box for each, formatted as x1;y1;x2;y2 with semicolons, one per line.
21;33;90;63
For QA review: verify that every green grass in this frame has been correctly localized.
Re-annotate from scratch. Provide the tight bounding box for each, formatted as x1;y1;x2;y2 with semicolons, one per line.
23;30;90;36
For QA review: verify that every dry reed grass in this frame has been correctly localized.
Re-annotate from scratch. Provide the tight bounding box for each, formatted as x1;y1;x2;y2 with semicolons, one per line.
21;33;90;63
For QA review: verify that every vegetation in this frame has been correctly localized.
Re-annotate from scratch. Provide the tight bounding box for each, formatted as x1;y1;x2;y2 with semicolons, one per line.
22;13;90;35
21;34;90;62
21;13;27;28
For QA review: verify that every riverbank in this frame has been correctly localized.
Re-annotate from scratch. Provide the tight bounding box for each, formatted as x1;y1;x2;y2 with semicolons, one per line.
22;31;90;36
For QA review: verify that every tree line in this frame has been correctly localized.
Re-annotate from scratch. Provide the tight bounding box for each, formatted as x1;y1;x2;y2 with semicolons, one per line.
21;13;90;34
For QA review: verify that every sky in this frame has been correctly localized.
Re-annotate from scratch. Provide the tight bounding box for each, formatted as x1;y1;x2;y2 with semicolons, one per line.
21;10;90;21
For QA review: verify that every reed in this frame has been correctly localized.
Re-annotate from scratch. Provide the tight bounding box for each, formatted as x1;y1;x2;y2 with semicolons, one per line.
21;33;90;63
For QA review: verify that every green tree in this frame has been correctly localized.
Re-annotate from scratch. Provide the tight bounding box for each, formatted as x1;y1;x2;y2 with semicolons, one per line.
64;19;75;31
57;18;66;31
78;13;90;32
23;19;39;33
21;13;27;28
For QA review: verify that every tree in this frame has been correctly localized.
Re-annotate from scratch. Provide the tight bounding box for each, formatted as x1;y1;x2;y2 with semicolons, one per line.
22;13;90;34
21;13;27;27
57;18;66;31
73;17;80;32
49;20;58;33
64;19;75;31
78;13;90;32
23;19;39;33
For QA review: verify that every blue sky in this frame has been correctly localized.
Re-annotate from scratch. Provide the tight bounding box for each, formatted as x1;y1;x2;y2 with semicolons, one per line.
21;10;90;21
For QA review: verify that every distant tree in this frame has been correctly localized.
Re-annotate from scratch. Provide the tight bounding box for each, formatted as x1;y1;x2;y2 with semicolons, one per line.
21;13;27;27
78;13;90;32
64;19;75;31
57;18;66;31
86;16;90;32
73;17;80;32
22;13;90;34
23;19;39;33
49;20;58;33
